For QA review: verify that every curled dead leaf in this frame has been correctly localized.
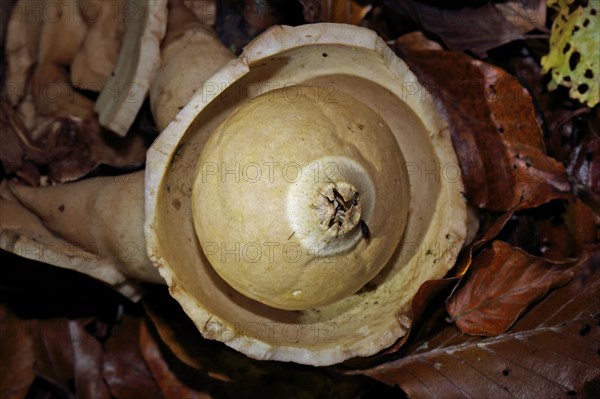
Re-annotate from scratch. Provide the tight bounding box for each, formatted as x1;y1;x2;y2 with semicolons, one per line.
343;210;514;368
0;305;35;399
299;0;371;25
102;315;162;399
394;46;571;211
500;197;600;262
447;240;580;336
359;251;600;397
0;100;146;185
384;0;524;57
140;320;211;399
568;128;600;206
495;0;547;35
142;289;373;397
0;305;109;399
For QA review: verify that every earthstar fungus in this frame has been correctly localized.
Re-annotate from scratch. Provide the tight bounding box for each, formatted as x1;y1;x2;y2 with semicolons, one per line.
1;12;467;365
145;23;467;365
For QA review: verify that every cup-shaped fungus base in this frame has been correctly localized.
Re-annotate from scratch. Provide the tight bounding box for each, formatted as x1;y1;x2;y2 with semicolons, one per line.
145;23;467;366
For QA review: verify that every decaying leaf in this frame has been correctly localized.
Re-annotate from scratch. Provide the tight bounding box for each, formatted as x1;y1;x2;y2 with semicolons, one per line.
0;305;35;399
140;320;211;399
447;240;579;336
395;45;571;211
143;289;374;398
343;210;514;370
495;0;547;34
142;290;237;380
0;305;110;399
360;253;600;397
0;100;147;185
241;0;280;33
501;198;600;261
568;129;600;206
102;315;163;399
299;0;372;25
542;0;599;107
384;0;524;57
394;31;443;51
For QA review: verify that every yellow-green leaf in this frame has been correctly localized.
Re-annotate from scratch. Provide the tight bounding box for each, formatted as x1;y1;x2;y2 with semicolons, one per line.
541;0;599;107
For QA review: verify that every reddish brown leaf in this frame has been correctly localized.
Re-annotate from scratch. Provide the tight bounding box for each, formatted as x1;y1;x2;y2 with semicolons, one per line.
0;306;109;399
501;198;600;262
566;198;600;250
103;315;163;399
32;318;110;399
142;291;235;380
32;318;76;386
345;211;514;369
0;305;35;399
454;210;516;278
140;320;211;399
299;0;371;25
395;47;571;211
394;31;444;52
448;240;579;336
70;320;111;399
360;252;600;397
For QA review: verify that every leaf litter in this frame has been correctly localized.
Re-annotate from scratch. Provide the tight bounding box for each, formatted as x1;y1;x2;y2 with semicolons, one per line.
1;1;599;397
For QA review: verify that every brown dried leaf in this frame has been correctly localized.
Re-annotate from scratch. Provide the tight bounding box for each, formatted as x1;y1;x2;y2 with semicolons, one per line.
299;0;371;25
0;98;146;185
142;291;236;379
103;315;163;399
360;253;600;397
0;305;35;399
32;318;76;385
454;210;517;277
32;318;109;399
385;0;524;57
565;197;600;250
395;47;571;211
394;31;443;52
0;101;25;173
501;198;600;262
140;320;211;399
143;289;370;397
569;130;600;196
344;211;514;368
495;0;547;34
447;240;579;336
70;320;111;399
242;0;279;33
0;305;109;399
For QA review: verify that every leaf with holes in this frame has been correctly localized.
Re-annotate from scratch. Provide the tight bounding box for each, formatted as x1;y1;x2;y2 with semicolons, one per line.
359;252;600;398
542;0;599;107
